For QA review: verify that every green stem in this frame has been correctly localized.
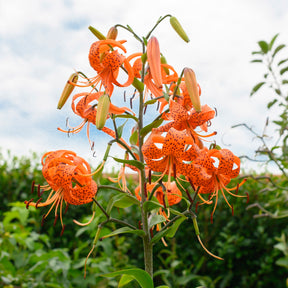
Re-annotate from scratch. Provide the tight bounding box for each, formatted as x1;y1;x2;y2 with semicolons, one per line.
138;41;153;277
146;14;172;39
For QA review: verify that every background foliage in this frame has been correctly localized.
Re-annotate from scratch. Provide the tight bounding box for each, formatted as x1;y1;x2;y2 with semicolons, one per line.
1;35;288;287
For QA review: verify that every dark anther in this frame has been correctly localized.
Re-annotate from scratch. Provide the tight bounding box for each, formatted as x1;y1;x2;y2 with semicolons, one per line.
64;203;69;214
188;178;195;191
124;91;126;102
246;192;250;204
231;205;234;216
156;101;160;111
173;164;177;179
214;107;218;117
207;120;212;127
35;198;42;209
210;213;214;224
41;214;46;227
25;198;34;209
37;184;41;197
130;97;133;109
31;181;35;194
138;221;142;230
150;228;154;238
60;224;66;236
93;151;97;157
235;184;239;194
144;105;147;115
91;142;95;151
54;214;59;226
148;170;151;184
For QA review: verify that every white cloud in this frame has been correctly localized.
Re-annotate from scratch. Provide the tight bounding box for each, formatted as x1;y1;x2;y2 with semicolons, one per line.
0;0;288;174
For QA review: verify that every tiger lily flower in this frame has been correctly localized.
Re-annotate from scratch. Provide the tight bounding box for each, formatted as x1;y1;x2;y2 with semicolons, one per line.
58;91;133;146
74;39;134;96
142;128;200;188
187;148;247;222
25;150;97;234
154;98;216;143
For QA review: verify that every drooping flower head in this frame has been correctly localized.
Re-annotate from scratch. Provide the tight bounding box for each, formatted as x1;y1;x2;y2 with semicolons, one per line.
25;150;97;234
87;39;135;95
185;148;247;222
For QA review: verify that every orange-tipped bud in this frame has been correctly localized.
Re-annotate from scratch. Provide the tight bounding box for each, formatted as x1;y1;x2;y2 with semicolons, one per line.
57;73;78;109
106;26;118;40
88;26;106;40
147;36;162;88
170;16;190;43
184;68;201;112
96;93;110;130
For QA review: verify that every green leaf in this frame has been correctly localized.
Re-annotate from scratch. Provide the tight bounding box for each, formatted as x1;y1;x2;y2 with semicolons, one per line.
250;59;262;63
282;79;288;84
258;41;269;53
143;200;163;212
272;44;285;57
106;194;139;214
267;99;277;109
148;215;166;229
280;66;288;75
102;268;154;288
278;58;288;66
251;51;263;55
119;274;135;287
132;78;144;92
268;33;279;50
113;114;138;122
156;286;170;288
101;227;145;239
129;130;138;145
117;120;128;138
140;119;164;138
112;157;145;170
166;216;187;238
151;228;170;244
250;82;265;96
275;257;288;268
145;99;157;105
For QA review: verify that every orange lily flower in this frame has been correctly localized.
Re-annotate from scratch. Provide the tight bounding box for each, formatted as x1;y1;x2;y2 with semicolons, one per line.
58;91;133;146
25;150;97;234
186;148;247;222
142;128;200;187
154;98;216;144
75;39;134;95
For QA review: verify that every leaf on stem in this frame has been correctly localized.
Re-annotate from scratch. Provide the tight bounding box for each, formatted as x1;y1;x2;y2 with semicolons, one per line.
250;82;266;96
101;227;145;239
112;157;145;170
258;41;269;53
102;268;154;288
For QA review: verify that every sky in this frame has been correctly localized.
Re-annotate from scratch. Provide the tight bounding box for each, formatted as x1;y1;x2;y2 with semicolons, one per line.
1;0;288;173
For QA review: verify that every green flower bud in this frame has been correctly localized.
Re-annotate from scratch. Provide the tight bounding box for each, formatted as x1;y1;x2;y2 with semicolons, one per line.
57;73;78;109
170;16;190;43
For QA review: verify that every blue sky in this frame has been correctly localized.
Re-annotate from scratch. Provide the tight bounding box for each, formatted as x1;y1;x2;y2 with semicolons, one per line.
1;0;288;172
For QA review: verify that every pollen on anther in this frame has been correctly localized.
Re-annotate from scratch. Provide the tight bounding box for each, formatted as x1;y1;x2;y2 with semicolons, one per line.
54;214;59;226
246;192;250;204
25;198;34;209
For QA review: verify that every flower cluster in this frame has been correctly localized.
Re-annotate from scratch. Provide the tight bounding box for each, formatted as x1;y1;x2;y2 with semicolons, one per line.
25;19;247;243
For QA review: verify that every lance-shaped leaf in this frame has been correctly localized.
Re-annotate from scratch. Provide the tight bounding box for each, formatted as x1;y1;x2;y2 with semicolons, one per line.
148;214;166;229
106;193;139;214
102;268;154;288
258;40;269;53
250;82;265;96
112;157;145;170
165;216;187;238
140;119;164;138
143;200;163;212
101;227;145;239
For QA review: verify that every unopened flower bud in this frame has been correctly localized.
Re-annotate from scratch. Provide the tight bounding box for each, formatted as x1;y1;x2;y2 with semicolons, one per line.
88;26;106;40
96;93;110;130
160;55;169;75
184;68;201;112
147;36;162;88
170;16;190;43
57;73;78;109
106;26;118;40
